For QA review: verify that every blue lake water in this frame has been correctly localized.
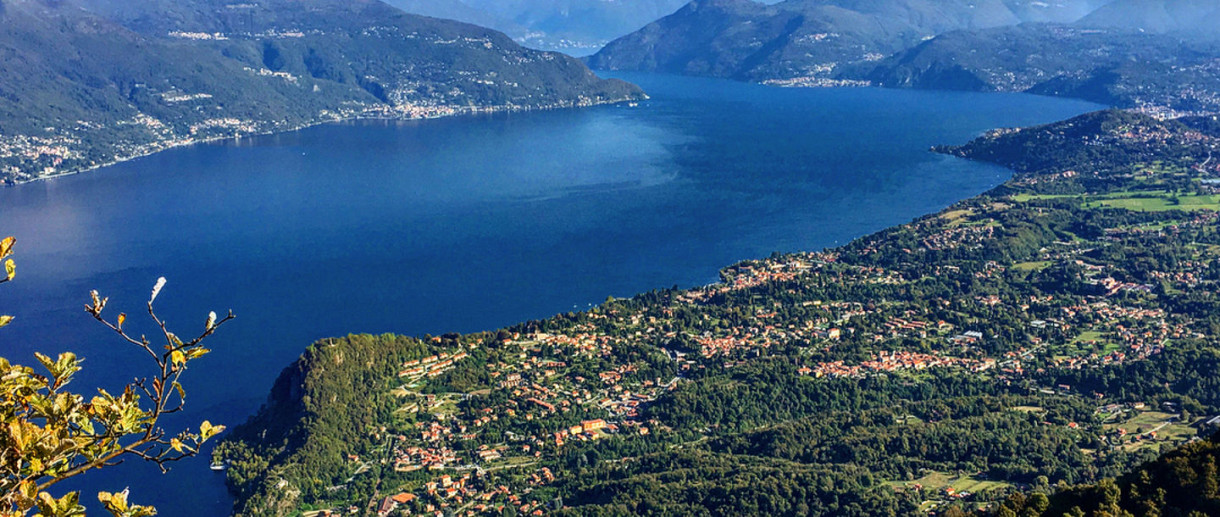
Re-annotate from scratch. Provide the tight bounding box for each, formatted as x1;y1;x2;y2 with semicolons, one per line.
0;73;1100;515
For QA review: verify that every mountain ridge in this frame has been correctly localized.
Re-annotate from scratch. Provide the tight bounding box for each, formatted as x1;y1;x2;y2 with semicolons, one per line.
585;0;1115;83
382;0;693;54
864;24;1220;114
0;0;643;184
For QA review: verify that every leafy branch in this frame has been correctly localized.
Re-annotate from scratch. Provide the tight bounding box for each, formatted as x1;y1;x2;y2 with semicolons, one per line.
0;235;232;517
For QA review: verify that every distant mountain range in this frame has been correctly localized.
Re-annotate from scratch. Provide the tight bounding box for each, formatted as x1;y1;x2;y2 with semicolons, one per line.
1079;0;1220;36
585;0;1115;81
587;0;1220;112
382;0;697;55
866;24;1220;113
0;0;641;184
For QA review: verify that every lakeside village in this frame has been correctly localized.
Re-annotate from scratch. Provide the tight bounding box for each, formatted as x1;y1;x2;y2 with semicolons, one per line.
305;180;1220;516
0;26;610;186
0;93;532;186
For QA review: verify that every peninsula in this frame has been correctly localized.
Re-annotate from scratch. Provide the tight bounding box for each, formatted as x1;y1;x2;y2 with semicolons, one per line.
218;109;1220;515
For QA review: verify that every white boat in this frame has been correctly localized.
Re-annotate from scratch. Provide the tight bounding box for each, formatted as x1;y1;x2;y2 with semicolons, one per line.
210;462;227;472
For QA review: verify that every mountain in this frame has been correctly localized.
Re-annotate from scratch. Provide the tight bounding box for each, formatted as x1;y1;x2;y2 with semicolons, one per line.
380;0;693;55
580;0;1220;112
864;24;1220;114
585;0;1109;83
467;0;694;51
379;0;528;39
0;0;642;184
1004;0;1114;22
1078;0;1220;38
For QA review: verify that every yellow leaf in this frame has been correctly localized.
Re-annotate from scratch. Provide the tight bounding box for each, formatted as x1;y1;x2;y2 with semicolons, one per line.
18;480;37;500
200;420;225;441
170;438;183;453
0;315;12;328
170;351;185;366
97;491;129;512
37;491;57;512
117;313;126;329
34;352;55;373
0;236;14;259
4;258;13;281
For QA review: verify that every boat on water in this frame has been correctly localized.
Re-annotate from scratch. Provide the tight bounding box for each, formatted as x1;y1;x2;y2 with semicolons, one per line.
210;461;227;472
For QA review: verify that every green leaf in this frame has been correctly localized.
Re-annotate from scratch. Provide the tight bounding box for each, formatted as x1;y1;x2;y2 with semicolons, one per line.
54;352;81;381
37;491;84;517
5;258;14;281
35;352;56;374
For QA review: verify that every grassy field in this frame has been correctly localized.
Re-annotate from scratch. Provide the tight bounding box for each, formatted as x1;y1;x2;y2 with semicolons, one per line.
1013;190;1220;212
1071;330;1107;345
1045;330;1117;360
1010;406;1045;414
1011;193;1077;202
1104;410;1199;450
939;209;975;227
1012;261;1053;272
1086;193;1220;212
890;471;1011;495
892;471;1012;514
1192;243;1220;259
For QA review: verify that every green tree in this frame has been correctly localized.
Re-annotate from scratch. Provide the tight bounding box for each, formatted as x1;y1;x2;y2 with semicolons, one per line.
0;236;232;516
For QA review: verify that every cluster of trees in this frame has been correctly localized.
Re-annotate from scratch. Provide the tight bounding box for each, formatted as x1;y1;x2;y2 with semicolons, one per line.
554;449;917;517
993;432;1220;517
216;333;443;515
0;236;230;516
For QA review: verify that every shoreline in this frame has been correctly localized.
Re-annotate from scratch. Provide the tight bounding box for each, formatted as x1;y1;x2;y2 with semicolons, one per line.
2;95;642;188
214;109;1205;517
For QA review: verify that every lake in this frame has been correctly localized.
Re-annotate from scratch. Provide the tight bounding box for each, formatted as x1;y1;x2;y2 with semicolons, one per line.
0;73;1100;515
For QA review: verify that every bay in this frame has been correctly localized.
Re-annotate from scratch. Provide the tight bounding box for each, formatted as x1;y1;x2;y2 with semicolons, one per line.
0;72;1100;515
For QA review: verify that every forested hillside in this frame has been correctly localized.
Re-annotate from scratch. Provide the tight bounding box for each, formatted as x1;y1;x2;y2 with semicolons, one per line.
866;25;1220;115
991;431;1220;516
585;0;1220;115
0;0;641;184
586;0;1068;83
218;108;1220;515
